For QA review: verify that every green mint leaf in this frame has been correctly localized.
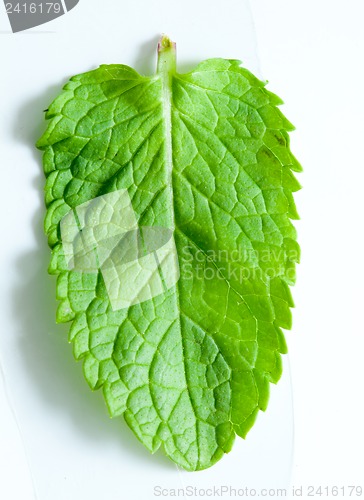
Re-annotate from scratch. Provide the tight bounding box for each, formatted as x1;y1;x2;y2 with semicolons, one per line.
36;36;301;471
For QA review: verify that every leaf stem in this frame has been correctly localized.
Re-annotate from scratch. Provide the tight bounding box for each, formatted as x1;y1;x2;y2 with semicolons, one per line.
157;35;176;76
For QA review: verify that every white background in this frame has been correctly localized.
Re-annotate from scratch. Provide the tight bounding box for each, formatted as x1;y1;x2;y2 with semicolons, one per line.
0;1;363;499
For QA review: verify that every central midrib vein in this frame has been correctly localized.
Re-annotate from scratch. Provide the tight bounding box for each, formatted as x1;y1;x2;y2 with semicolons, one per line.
157;36;176;230
157;37;204;468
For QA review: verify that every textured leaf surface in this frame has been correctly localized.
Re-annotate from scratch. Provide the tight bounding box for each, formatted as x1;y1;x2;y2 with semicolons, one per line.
36;37;301;471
